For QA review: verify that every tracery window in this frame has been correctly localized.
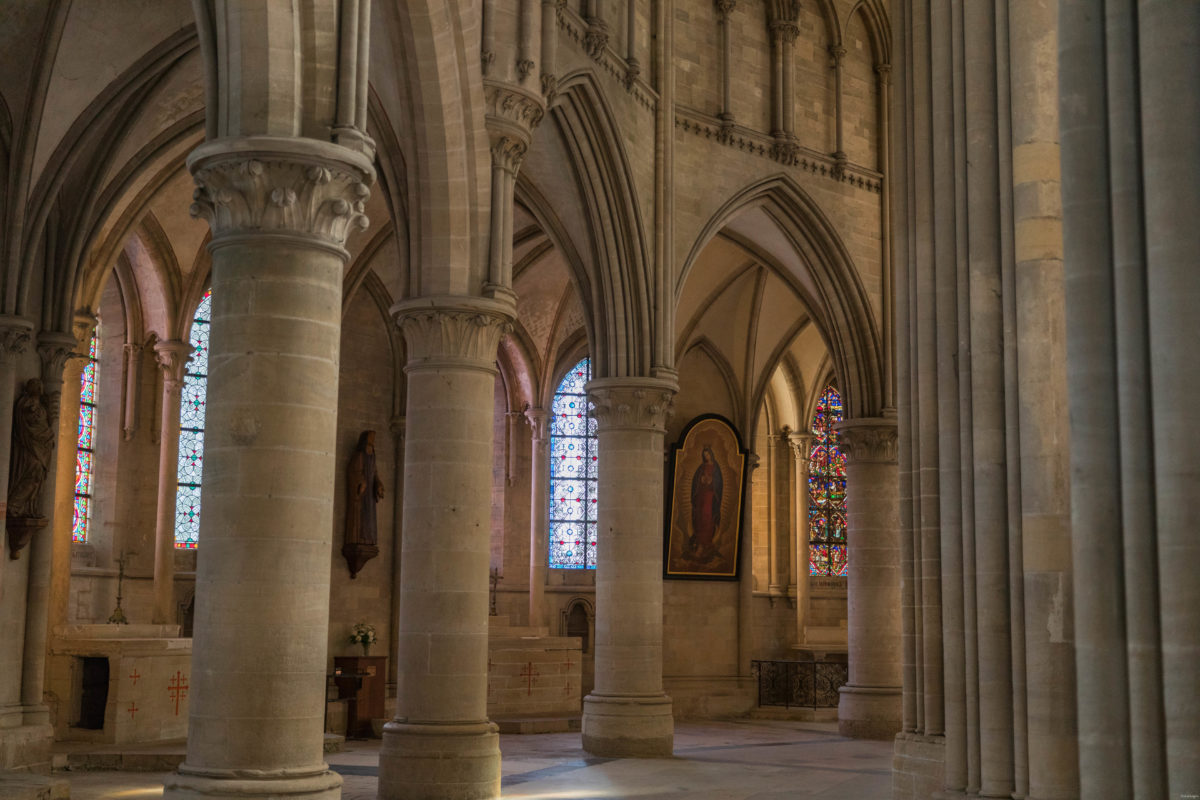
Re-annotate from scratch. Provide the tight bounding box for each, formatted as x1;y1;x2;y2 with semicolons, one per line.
174;290;210;549
548;358;598;569
72;326;100;543
808;384;847;576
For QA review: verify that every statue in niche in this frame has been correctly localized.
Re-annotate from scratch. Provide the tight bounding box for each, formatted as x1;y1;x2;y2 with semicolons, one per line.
342;430;384;578
7;379;55;559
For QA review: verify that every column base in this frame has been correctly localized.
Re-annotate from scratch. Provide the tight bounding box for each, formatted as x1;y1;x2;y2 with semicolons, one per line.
378;721;500;800
837;684;902;740
0;720;53;771
163;765;342;800
581;693;674;757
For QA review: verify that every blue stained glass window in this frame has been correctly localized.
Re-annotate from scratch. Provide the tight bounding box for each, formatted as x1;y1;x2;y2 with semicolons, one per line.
549;358;597;569
808;384;847;576
173;290;210;549
73;327;100;543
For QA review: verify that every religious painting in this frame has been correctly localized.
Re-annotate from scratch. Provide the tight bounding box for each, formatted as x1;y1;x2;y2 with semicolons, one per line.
664;414;748;580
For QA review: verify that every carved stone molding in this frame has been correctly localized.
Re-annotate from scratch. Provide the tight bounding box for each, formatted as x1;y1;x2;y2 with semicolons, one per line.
0;316;35;360
391;296;514;371
525;407;550;443
154;339;194;390
188;136;375;251
586;377;678;434
834;417;898;464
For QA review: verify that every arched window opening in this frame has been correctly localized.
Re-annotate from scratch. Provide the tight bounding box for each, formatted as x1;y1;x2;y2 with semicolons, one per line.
72;325;100;543
174;289;211;549
808;384;847;576
548;357;597;569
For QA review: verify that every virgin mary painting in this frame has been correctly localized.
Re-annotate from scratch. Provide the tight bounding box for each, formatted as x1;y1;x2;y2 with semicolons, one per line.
665;415;747;580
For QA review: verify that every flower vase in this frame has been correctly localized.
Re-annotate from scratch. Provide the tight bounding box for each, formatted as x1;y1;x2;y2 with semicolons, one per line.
360;642;370;657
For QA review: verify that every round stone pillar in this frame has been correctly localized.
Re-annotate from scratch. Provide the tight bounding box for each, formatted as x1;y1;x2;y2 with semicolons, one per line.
163;137;373;800
787;431;814;646
835;416;901;740
151;340;192;625
379;296;513;800
581;377;677;758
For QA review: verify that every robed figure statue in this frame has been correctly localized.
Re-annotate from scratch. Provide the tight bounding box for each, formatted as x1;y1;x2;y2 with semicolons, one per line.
688;445;723;563
342;430;384;577
7;379;55;558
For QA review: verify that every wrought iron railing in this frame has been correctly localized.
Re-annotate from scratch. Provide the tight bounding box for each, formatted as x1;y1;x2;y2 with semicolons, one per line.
750;658;848;709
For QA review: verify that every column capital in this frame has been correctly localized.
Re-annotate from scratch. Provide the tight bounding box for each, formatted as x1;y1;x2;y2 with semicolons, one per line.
37;331;82;391
834;416;898;464
187;136;375;252
585;376;677;434
715;0;737;20
154;339;194;389
787;430;815;461
524;406;550;442
391;295;514;373
770;20;800;44
0;315;35;360
484;81;546;174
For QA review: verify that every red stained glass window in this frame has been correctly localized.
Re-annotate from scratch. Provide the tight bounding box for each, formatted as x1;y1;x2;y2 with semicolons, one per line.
808;385;847;576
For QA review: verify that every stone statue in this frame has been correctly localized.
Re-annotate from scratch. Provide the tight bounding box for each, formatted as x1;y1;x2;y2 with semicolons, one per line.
8;378;54;519
7;379;55;558
342;430;384;578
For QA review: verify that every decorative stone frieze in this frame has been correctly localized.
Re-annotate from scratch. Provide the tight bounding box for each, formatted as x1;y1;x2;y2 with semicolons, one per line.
187;137;374;249
586;377;677;434
834;417;898;464
391;296;514;370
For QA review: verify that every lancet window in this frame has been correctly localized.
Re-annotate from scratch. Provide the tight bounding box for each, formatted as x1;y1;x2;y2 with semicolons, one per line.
174;290;210;549
808;384;848;576
72;326;100;543
548;358;598;569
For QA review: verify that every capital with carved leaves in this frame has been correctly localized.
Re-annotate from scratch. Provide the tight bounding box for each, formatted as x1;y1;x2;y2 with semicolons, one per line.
525;407;550;443
391;295;515;373
833;417;898;464
154;339;194;391
0;316;35;362
187;136;375;254
484;82;547;174
586;376;678;434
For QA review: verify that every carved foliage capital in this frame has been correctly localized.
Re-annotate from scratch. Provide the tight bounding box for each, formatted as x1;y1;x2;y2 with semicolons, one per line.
787;430;815;461
154;340;194;389
770;20;800;44
524;407;550;442
834;418;898;464
189;142;373;248
0;317;35;359
715;0;737;19
393;298;514;369
586;378;677;434
485;83;546;172
584;18;610;60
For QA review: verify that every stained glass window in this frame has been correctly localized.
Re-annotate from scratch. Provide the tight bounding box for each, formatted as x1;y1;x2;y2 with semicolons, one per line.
173;290;210;549
548;358;598;569
808;384;847;576
72;326;100;543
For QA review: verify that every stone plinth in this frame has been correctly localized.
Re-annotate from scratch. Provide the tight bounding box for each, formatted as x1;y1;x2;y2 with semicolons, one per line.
46;625;191;745
486;620;581;726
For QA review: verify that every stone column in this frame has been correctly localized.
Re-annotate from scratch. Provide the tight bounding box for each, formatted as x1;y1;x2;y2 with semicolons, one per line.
380;297;513;800
835;416;901;740
49;315;96;633
387;416;404;690
765;433;781;595
525;407;549;629
22;332;76;728
581;377;677;758
150;340;192;625
788;431;813;645
0;317;34;733
162;138;373;800
737;453;760;675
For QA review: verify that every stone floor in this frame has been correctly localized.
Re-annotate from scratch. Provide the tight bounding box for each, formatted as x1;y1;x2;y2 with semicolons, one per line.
62;720;893;800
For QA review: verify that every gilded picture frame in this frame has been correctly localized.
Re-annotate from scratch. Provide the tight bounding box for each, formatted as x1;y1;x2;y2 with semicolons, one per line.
663;414;748;580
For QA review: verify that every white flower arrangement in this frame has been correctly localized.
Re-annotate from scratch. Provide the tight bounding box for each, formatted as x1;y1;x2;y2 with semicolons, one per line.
349;622;377;646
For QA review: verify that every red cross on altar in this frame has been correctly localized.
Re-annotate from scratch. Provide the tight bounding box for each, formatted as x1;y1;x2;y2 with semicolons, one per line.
128;669;141;686
564;680;572;696
168;671;189;716
520;662;539;695
127;702;138;720
563;654;574;672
